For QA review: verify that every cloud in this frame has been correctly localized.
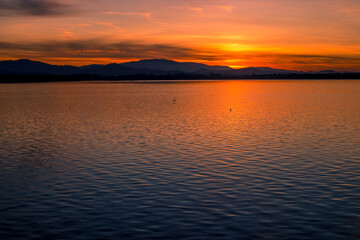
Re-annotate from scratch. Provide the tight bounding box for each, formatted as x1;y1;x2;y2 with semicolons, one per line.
0;0;72;16
60;31;75;40
103;12;152;19
188;7;204;14
269;54;360;65
94;22;122;31
216;6;235;13
0;40;213;61
234;53;360;70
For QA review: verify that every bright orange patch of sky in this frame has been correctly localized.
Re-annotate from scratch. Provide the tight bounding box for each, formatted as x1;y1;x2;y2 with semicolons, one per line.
0;0;359;70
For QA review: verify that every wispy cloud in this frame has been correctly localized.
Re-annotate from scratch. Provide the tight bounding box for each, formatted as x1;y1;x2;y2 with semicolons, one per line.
94;21;122;31
0;0;72;16
0;40;204;61
216;6;235;13
103;11;152;19
60;31;75;40
230;53;360;70
188;7;204;14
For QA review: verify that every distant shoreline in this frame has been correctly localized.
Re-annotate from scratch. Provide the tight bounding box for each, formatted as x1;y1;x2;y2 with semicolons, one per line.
1;73;360;83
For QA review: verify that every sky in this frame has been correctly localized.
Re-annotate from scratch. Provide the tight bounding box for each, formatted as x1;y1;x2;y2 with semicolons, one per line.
0;0;359;70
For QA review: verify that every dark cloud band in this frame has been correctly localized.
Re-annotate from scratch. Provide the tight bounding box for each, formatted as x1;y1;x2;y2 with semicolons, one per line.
0;0;71;16
0;40;205;59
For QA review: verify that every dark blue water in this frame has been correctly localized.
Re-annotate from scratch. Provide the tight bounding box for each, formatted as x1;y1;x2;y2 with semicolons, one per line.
0;80;359;239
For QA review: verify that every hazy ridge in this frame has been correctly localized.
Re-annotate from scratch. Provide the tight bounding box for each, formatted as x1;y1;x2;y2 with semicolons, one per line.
0;59;359;82
1;59;356;76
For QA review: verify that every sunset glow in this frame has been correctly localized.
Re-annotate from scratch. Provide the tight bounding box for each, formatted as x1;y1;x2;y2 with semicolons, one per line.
0;0;359;70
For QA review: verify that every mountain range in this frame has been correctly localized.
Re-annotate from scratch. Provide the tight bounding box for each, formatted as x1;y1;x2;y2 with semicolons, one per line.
0;59;354;77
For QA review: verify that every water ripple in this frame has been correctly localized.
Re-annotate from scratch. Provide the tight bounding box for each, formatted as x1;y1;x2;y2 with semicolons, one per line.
0;81;359;239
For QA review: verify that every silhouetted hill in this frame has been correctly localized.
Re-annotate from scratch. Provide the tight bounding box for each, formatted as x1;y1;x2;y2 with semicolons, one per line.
81;63;172;76
122;59;232;72
223;67;303;76
315;70;338;74
0;59;79;75
1;59;359;81
0;59;228;76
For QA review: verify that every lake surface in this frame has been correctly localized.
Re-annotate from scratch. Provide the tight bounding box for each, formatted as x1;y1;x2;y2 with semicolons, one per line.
0;80;359;239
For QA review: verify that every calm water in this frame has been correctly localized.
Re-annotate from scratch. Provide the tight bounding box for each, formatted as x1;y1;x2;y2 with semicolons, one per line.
0;80;359;239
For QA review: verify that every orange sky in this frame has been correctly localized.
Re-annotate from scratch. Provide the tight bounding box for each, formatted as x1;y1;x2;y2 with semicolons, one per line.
0;0;359;70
